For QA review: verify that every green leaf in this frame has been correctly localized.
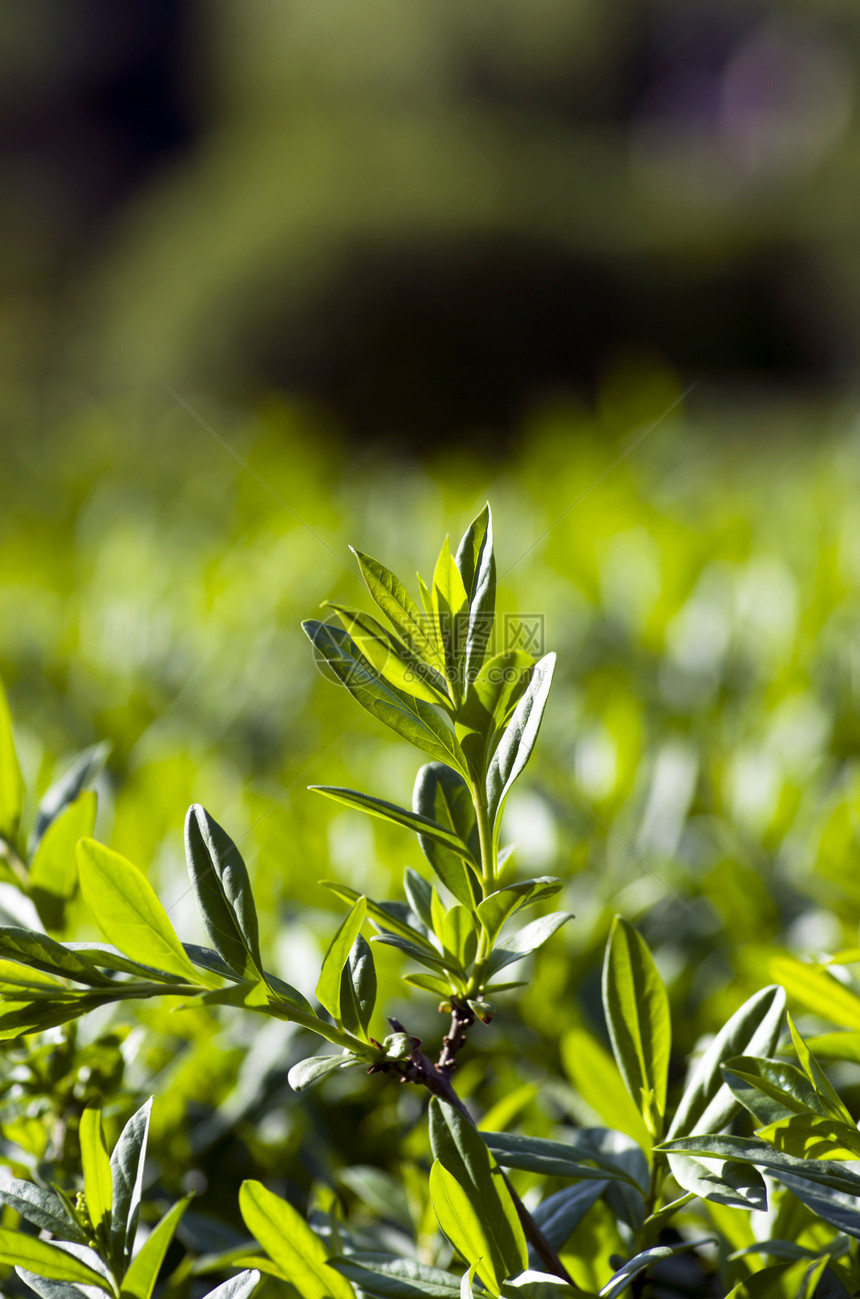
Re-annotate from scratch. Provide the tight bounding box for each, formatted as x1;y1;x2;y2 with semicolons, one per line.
656;1133;860;1196
413;765;480;909
599;1241;713;1299
768;954;860;1029
486;654;555;821
430;537;470;696
664;985;785;1203
330;1253;461;1299
311;787;476;867
477;879;563;945
771;1171;860;1241
0;1230;111;1289
602;916;671;1138
787;1012;854;1123
456;652;535;778
351;548;445;671
429;1161;504;1294
239;1180;355;1299
560;1027;652;1151
371;933;461;978
756;1112;860;1160
484;1131;646;1190
0;679;23;844
316;896;367;1021
303;622;468;775
110;1097;152;1268
486;912;572;977
201;1272;262;1299
403;867;435;930
441;906;478;969
328;603;450;706
721;1056;825;1127
802;1032;860;1063
339;935;376;1038
337;1167;414;1232
454;505;496;686
29;791;97;920
0;1179;87;1243
288;1052;363;1091
80;1105;112;1241
185;805;264;983
31;742;109;852
76;839;202;984
0;927;117;986
402;971;453;996
428;1100;527;1289
119;1197;189;1299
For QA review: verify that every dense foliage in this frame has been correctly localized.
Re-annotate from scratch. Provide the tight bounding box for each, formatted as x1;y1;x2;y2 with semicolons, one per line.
3;503;860;1296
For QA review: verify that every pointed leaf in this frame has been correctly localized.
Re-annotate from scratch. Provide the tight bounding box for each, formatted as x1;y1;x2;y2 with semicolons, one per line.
429;1161;503;1293
29;791;97;921
413;765;479;909
456;652;534;778
351;549;445;670
316;896;367;1021
484;1131;645;1190
455;506;496;686
201;1272;261;1299
0;1232;110;1289
668;989;787;1134
0;679;23;842
288;1053;363;1091
486;655;555;820
185;805;264;982
339;935;376;1038
598;1240;712;1299
239;1180;355;1299
80;1106;112;1241
371;933;461;977
110;1098;152;1267
323;882;431;948
311;787;476;866
602;916;670;1138
0;928;117;986
430;537;469;695
0;1180;87;1243
429;1100;527;1288
656;1134;860;1196
76;839;201;984
328;603;450;706
769;954;860;1029
330;1253;460;1299
31;743;109;852
119;1197;189;1299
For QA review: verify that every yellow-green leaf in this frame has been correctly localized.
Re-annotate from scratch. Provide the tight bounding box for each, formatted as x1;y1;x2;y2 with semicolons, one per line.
80;1105;112;1240
76;838;201;984
239;1179;354;1299
0;680;23;843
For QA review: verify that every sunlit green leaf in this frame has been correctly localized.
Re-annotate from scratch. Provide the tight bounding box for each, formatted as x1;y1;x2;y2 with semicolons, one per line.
316;896;366;1022
239;1180;355;1299
80;1105;112;1242
454;505;496;686
120;1197;189;1299
76;839;202;985
413;765;481;908
602;916;670;1138
185;804;264;983
486;654;555;821
0;679;23;844
328;603;450;706
0;1230;110;1288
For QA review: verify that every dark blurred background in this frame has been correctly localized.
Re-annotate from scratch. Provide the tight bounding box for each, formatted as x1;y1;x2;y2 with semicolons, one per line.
2;0;858;449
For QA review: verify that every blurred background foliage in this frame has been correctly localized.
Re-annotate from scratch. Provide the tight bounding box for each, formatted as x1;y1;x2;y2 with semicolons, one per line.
3;0;860;1280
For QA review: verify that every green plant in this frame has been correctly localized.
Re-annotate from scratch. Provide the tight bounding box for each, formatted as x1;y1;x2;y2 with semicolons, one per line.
2;509;860;1296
